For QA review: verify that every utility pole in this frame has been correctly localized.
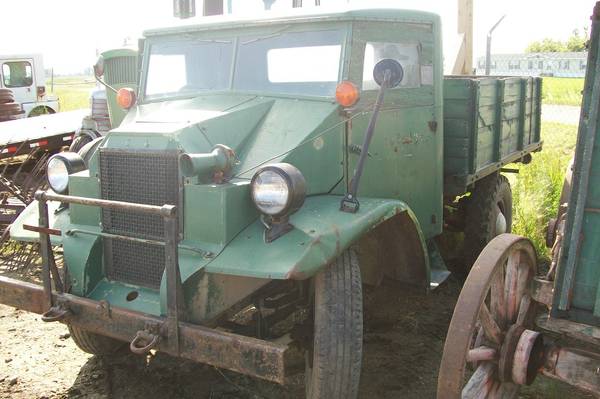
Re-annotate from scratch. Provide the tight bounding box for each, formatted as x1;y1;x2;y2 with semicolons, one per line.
485;15;506;75
452;0;473;75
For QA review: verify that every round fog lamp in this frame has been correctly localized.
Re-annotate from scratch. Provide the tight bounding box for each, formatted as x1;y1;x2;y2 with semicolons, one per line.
46;152;86;194
251;163;306;217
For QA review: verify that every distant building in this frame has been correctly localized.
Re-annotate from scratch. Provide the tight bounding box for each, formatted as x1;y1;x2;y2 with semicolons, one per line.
475;52;587;78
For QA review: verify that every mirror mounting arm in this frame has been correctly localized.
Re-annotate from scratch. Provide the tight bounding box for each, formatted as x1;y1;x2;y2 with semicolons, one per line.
340;70;392;214
94;75;118;94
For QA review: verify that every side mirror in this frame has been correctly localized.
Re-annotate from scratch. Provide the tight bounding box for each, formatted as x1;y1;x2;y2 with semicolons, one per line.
373;59;404;89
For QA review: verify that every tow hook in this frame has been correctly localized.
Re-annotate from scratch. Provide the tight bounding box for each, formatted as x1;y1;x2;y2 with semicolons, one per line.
41;303;71;322
130;323;162;355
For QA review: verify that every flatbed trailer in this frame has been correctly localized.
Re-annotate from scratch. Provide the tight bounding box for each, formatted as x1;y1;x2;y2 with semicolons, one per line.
0;109;88;227
0;109;87;159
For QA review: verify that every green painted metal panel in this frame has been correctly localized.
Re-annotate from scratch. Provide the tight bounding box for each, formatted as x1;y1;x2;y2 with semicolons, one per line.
204;195;428;280
346;19;443;239
69;171;100;226
88;279;161;315
183;180;258;246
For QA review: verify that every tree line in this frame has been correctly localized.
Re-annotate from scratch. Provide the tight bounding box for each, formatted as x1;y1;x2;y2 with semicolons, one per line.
526;28;588;53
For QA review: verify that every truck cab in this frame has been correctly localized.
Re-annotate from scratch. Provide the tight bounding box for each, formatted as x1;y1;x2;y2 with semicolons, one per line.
0;54;59;117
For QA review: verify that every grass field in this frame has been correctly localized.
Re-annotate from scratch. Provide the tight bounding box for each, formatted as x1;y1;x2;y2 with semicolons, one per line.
46;75;95;112
542;77;584;106
511;121;578;258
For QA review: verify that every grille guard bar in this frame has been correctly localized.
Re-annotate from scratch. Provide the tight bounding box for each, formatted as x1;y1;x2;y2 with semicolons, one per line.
14;190;289;383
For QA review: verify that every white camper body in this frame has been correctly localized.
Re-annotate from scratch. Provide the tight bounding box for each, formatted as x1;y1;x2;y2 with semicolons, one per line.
0;54;59;117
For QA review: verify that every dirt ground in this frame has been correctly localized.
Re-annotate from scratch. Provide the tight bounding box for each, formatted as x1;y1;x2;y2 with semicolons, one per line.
0;274;593;399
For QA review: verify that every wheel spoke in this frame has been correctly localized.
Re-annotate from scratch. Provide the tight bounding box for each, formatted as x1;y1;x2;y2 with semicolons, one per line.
505;251;520;323
516;295;533;326
479;303;503;345
467;346;497;363
515;256;531;312
462;363;496;398
491;268;506;329
474;326;485;349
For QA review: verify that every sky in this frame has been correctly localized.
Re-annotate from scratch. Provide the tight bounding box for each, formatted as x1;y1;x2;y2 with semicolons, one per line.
0;0;595;75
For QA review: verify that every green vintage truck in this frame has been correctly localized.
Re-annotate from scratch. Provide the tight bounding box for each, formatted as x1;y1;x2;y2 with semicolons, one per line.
0;8;541;399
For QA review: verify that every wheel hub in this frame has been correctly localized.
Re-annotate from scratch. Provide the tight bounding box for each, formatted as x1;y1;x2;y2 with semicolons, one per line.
498;324;545;385
496;206;508;234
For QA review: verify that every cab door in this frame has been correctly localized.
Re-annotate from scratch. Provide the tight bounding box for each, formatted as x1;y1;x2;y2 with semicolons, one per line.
1;59;36;105
345;20;443;239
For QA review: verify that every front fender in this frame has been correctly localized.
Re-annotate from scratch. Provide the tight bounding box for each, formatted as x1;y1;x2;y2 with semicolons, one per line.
205;195;429;281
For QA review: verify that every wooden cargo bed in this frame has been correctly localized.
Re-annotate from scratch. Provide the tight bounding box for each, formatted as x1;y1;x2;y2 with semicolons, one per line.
443;76;543;196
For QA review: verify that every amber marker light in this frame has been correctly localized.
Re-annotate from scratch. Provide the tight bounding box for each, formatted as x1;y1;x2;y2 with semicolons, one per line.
116;88;137;109
335;81;360;108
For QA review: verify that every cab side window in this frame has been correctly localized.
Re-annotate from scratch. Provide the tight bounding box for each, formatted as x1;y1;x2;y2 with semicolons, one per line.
363;42;421;90
2;62;33;88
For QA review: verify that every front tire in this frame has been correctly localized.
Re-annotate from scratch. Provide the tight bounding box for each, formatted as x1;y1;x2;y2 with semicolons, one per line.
68;325;124;355
305;249;363;399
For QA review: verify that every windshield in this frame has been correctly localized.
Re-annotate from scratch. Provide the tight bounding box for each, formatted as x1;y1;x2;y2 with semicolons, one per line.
144;29;345;100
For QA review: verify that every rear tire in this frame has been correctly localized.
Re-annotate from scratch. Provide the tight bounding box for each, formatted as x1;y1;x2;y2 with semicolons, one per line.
461;174;513;274
305;249;363;399
68;325;124;355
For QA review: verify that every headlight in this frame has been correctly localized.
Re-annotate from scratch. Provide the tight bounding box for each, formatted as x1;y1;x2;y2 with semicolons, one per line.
46;152;86;194
251;163;306;217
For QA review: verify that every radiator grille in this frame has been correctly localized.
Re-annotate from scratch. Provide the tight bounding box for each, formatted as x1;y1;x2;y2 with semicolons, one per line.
99;149;180;289
105;57;138;86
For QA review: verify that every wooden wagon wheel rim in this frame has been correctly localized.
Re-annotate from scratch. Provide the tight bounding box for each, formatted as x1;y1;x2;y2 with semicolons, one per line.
437;234;538;399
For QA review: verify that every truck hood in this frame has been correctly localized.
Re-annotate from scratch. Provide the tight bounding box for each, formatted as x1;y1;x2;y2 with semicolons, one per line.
103;93;344;194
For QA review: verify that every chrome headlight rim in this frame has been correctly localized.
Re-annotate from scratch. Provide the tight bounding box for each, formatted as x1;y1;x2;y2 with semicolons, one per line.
250;163;306;218
46;152;86;194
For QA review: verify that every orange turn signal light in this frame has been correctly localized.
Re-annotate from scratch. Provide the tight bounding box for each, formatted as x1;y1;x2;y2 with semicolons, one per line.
335;81;360;108
116;88;137;109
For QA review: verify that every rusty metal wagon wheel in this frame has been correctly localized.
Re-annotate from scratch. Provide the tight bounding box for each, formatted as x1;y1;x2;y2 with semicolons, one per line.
438;234;544;398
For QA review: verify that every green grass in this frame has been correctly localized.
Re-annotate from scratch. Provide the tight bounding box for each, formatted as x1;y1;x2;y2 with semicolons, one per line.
511;121;578;258
542;77;584;106
46;75;96;112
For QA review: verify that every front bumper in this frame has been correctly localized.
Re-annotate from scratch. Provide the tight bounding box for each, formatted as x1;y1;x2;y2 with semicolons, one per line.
0;275;288;383
2;190;288;384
